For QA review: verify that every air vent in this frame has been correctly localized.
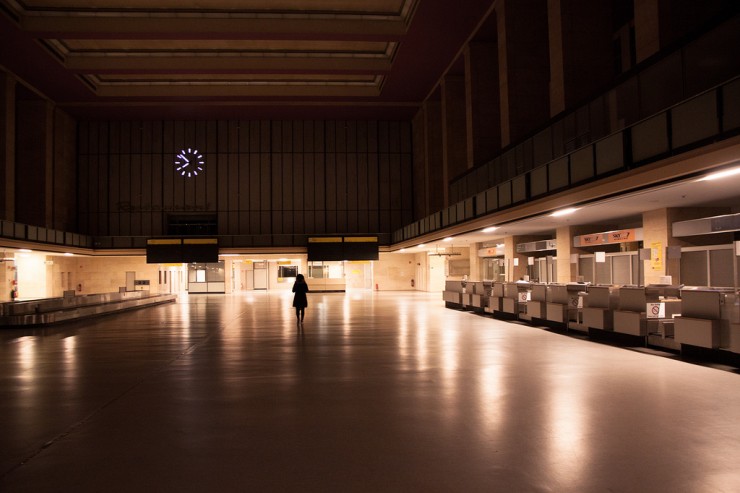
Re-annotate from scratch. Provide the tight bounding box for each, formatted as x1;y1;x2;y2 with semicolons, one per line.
516;239;557;253
673;212;740;237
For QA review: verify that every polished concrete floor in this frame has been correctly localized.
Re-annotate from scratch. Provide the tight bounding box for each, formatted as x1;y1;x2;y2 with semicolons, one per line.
1;291;739;492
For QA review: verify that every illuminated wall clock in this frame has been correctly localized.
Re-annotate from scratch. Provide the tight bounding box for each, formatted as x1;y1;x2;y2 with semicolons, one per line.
175;148;205;178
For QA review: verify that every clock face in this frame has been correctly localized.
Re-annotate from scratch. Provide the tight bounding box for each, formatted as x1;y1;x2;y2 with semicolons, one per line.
175;148;205;178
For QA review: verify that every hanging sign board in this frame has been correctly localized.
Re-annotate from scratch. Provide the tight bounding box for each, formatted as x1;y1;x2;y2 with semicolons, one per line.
573;228;642;247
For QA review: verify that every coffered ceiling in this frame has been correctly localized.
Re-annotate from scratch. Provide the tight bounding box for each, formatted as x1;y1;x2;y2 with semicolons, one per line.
0;0;495;119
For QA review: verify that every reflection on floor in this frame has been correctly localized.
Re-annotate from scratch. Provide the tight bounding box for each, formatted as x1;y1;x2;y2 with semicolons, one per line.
1;291;739;492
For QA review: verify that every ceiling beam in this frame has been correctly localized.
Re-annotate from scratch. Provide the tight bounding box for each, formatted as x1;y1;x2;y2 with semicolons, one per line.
64;55;392;73
94;84;382;98
21;16;407;40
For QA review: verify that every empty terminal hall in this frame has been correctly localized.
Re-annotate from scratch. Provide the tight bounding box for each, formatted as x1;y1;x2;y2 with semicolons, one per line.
1;1;740;491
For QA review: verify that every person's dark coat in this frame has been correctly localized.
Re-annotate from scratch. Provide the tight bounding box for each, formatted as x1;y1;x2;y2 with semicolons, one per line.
292;281;309;308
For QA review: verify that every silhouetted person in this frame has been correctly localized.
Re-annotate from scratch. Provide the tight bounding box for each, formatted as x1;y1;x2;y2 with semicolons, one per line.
292;273;309;324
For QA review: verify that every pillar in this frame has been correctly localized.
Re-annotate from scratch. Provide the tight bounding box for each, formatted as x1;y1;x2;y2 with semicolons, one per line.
423;100;444;213
441;74;468;203
465;40;501;168
555;225;594;283
496;0;550;147
548;0;614;115
634;0;661;63
469;243;482;281
15;98;54;227
0;73;15;221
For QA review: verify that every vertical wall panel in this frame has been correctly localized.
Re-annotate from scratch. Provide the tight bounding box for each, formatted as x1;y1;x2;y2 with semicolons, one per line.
282;153;293;212
336;153;347;214
303;121;314;152
228;154;240;231
325;153;336;211
326;121;336;153
140;155;151;235
108;155;120;235
314;121;325;152
302;153;314;211
293;120;303;153
260;154;271;212
249;154;261;211
346;153;358;213
291;153;302;212
238;154;250;213
357;121;368;153
249;121;260;152
282;121;293;153
109;122;120;154
271;153;282;213
217;154;229;234
367;153;379;210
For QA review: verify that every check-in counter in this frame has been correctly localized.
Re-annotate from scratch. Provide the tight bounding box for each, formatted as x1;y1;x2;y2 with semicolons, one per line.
500;282;530;320
485;282;504;314
527;283;548;320
613;286;653;337
674;289;737;350
466;281;489;312
443;280;465;307
581;285;619;331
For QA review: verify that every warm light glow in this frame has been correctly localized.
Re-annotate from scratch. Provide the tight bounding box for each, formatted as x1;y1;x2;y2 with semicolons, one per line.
64;253;74;256
699;166;740;181
417;244;425;248
550;207;578;217
443;237;453;242
19;249;32;253
482;227;498;233
399;248;406;252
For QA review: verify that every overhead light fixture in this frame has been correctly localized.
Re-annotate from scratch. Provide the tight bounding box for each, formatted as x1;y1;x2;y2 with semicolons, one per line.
699;166;740;181
482;226;498;233
443;237;453;242
550;208;578;217
417;244;425;248
64;253;74;256
19;249;32;253
399;248;406;252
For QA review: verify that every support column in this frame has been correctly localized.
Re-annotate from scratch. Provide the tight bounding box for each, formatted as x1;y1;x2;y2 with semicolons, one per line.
642;208;679;285
412;109;428;220
548;0;566;116
496;0;550;147
15;98;53;227
0;73;15;221
548;0;614;116
634;0;661;63
465;40;501;168
556;226;591;283
441;75;468;202
469;243;482;281
423;100;444;213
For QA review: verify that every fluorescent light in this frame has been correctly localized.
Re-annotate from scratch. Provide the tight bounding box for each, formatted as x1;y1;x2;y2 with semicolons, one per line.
19;249;32;253
699;167;740;181
482;227;498;233
443;237;453;242
417;244;425;248
64;253;74;256
399;248;406;252
550;208;578;217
